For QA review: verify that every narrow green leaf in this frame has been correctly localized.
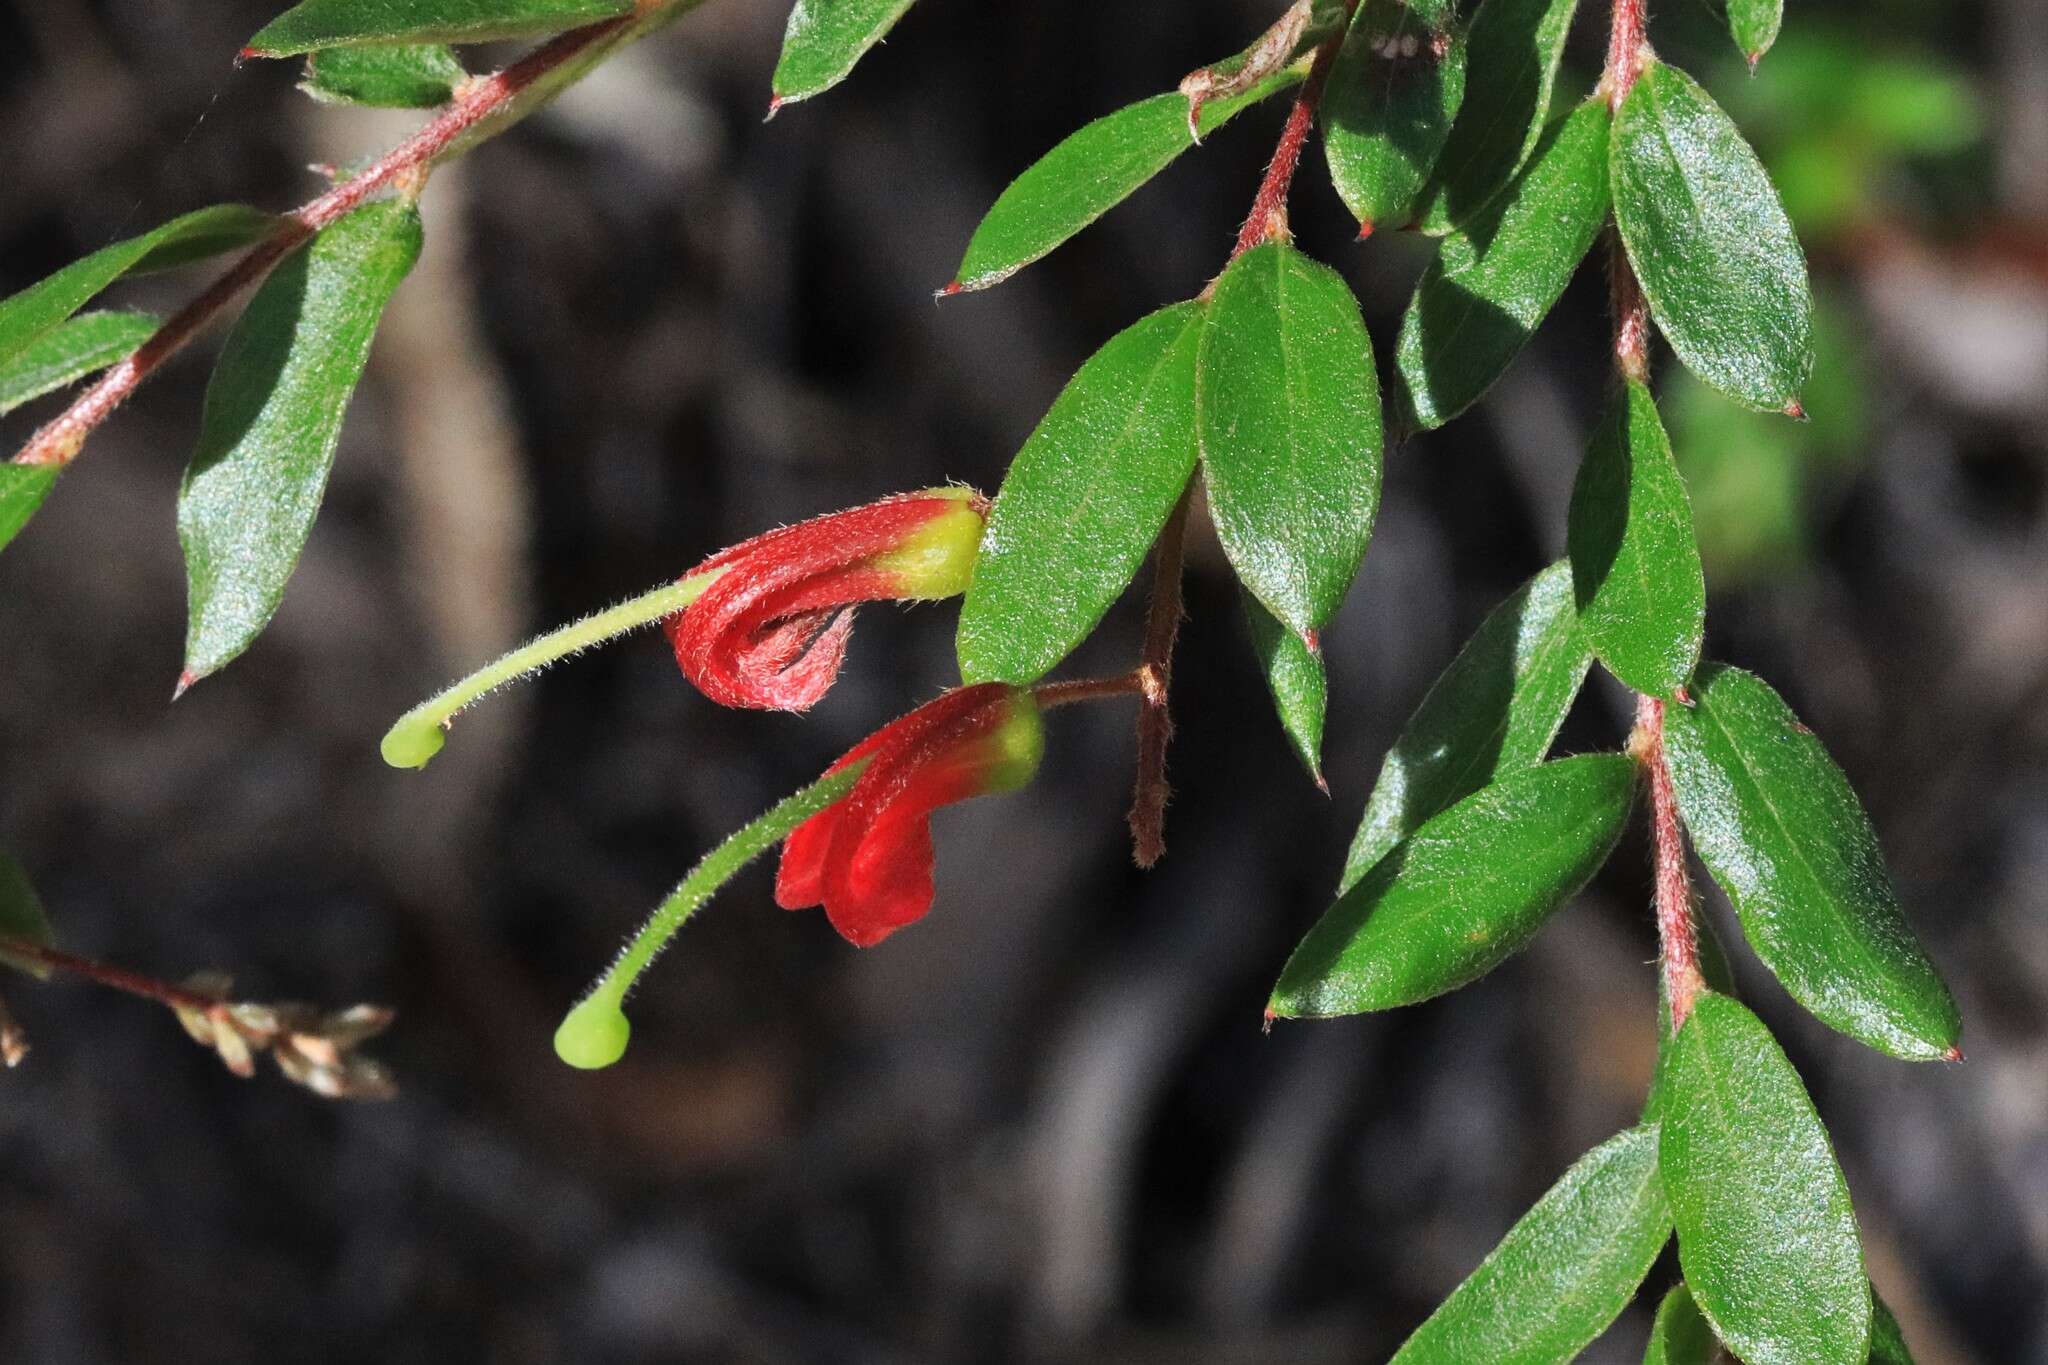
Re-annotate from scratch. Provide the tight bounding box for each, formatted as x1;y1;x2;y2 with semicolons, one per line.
0;206;275;365
1341;560;1592;892
1567;378;1705;697
178;201;423;684
1662;665;1961;1060
1198;241;1382;638
1642;1283;1718;1365
957;302;1203;684
1726;0;1782;67
1244;593;1327;785
301;43;465;107
1870;1296;1916;1365
1390;1125;1672;1364
244;0;633;56
0;466;60;555
770;0;919;106
1661;993;1869;1365
0;311;157;416
1322;0;1468;233
0;852;56;980
1272;754;1634;1016
1393;97;1610;433
1611;61;1813;412
949;75;1302;293
1410;0;1580;233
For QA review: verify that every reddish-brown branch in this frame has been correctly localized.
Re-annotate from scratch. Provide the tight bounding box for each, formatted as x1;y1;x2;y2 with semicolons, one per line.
1228;0;1363;260
1609;234;1651;382
0;937;224;1015
1034;672;1147;709
11;16;634;469
1604;0;1648;114
1632;695;1705;1032
1128;486;1193;867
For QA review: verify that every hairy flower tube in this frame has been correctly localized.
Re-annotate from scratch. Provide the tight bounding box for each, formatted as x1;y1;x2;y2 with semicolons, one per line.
381;486;986;769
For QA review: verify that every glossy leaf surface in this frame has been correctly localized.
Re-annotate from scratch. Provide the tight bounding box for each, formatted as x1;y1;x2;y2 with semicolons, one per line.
1727;0;1782;65
1341;560;1591;891
0;311;157;416
0;852;55;979
0;466;59;555
1389;1125;1672;1364
1197;241;1381;637
1411;0;1579;232
771;0;919;105
302;43;464;106
1322;0;1468;232
1662;665;1961;1060
957;302;1202;684
179;202;423;683
1612;61;1812;411
1244;593;1327;785
1393;97;1609;432
1642;1283;1717;1365
1661;993;1869;1365
1567;378;1705;696
1273;754;1633;1016
245;0;632;55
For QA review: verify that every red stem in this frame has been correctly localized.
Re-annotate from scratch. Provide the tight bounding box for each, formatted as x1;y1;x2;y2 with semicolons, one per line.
1634;697;1704;1032
1128;486;1193;868
1034;673;1147;709
11;16;633;469
0;937;224;1016
1228;0;1363;260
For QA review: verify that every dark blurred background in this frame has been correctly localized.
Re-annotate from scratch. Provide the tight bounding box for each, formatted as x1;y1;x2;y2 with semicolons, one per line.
1;0;2043;1360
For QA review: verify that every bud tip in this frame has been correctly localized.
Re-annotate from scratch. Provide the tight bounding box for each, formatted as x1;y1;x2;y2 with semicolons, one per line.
1356;220;1375;241
171;669;198;702
380;716;446;770
1943;1044;1964;1063
555;998;631;1070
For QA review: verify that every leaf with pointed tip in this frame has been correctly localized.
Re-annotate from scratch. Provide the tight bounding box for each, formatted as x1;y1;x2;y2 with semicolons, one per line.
957;302;1202;684
0;852;55;980
1342;560;1591;892
301;43;464;107
1393;97;1609;433
244;0;632;56
1322;0;1468;233
1661;993;1870;1365
1612;61;1812;412
0;205;275;366
1642;1283;1718;1365
0;466;59;556
1568;378;1705;697
1198;241;1381;637
1272;754;1634;1016
0;311;157;416
1662;665;1960;1060
1390;1125;1672;1364
770;0;919;106
949;75;1303;293
1244;593;1327;785
1726;0;1781;67
178;201;423;684
1410;0;1580;233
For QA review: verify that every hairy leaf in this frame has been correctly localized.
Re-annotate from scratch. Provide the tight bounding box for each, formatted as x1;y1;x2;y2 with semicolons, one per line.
1567;378;1705;696
1272;754;1634;1016
1244;593;1327;785
1612;61;1812;412
302;43;465;107
1726;0;1782;66
0;852;55;979
179;202;423;684
0;311;157;416
1198;241;1381;637
1342;560;1591;891
1390;1126;1672;1364
771;0;920;106
1662;665;1961;1060
245;0;632;55
0;466;59;556
1393;97;1609;432
1661;993;1870;1365
1642;1283;1718;1365
957;302;1202;684
1322;0;1468;232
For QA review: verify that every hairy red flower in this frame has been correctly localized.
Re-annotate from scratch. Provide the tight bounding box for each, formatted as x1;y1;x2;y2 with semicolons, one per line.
776;684;1044;946
665;487;986;710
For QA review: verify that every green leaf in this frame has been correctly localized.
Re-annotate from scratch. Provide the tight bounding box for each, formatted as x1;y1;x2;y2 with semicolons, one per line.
1178;1;1340;129
0;465;60;555
1392;97;1610;433
1727;0;1782;67
1870;1296;1916;1365
1197;241;1382;637
1643;913;1737;1125
244;0;633;55
1341;560;1592;892
1322;0;1468;233
956;302;1203;684
178;201;423;684
1642;1283;1718;1365
1567;378;1705;697
1611;61;1813;413
949;75;1302;293
0;311;157;416
0;205;276;366
1662;665;1961;1060
1660;993;1869;1365
770;0;919;106
301;43;464;107
0;852;56;980
1272;754;1634;1016
1389;1125;1672;1364
1244;592;1327;785
1410;0;1580;233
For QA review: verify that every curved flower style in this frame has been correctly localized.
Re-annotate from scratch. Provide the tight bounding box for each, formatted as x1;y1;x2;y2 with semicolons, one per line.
777;683;1044;946
666;487;987;710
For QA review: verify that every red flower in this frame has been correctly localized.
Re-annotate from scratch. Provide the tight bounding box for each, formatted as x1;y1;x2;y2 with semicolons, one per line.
776;684;1044;946
665;487;986;710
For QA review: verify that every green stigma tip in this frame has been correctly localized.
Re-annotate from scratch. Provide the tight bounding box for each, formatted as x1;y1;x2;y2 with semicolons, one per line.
554;998;630;1070
380;716;445;770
